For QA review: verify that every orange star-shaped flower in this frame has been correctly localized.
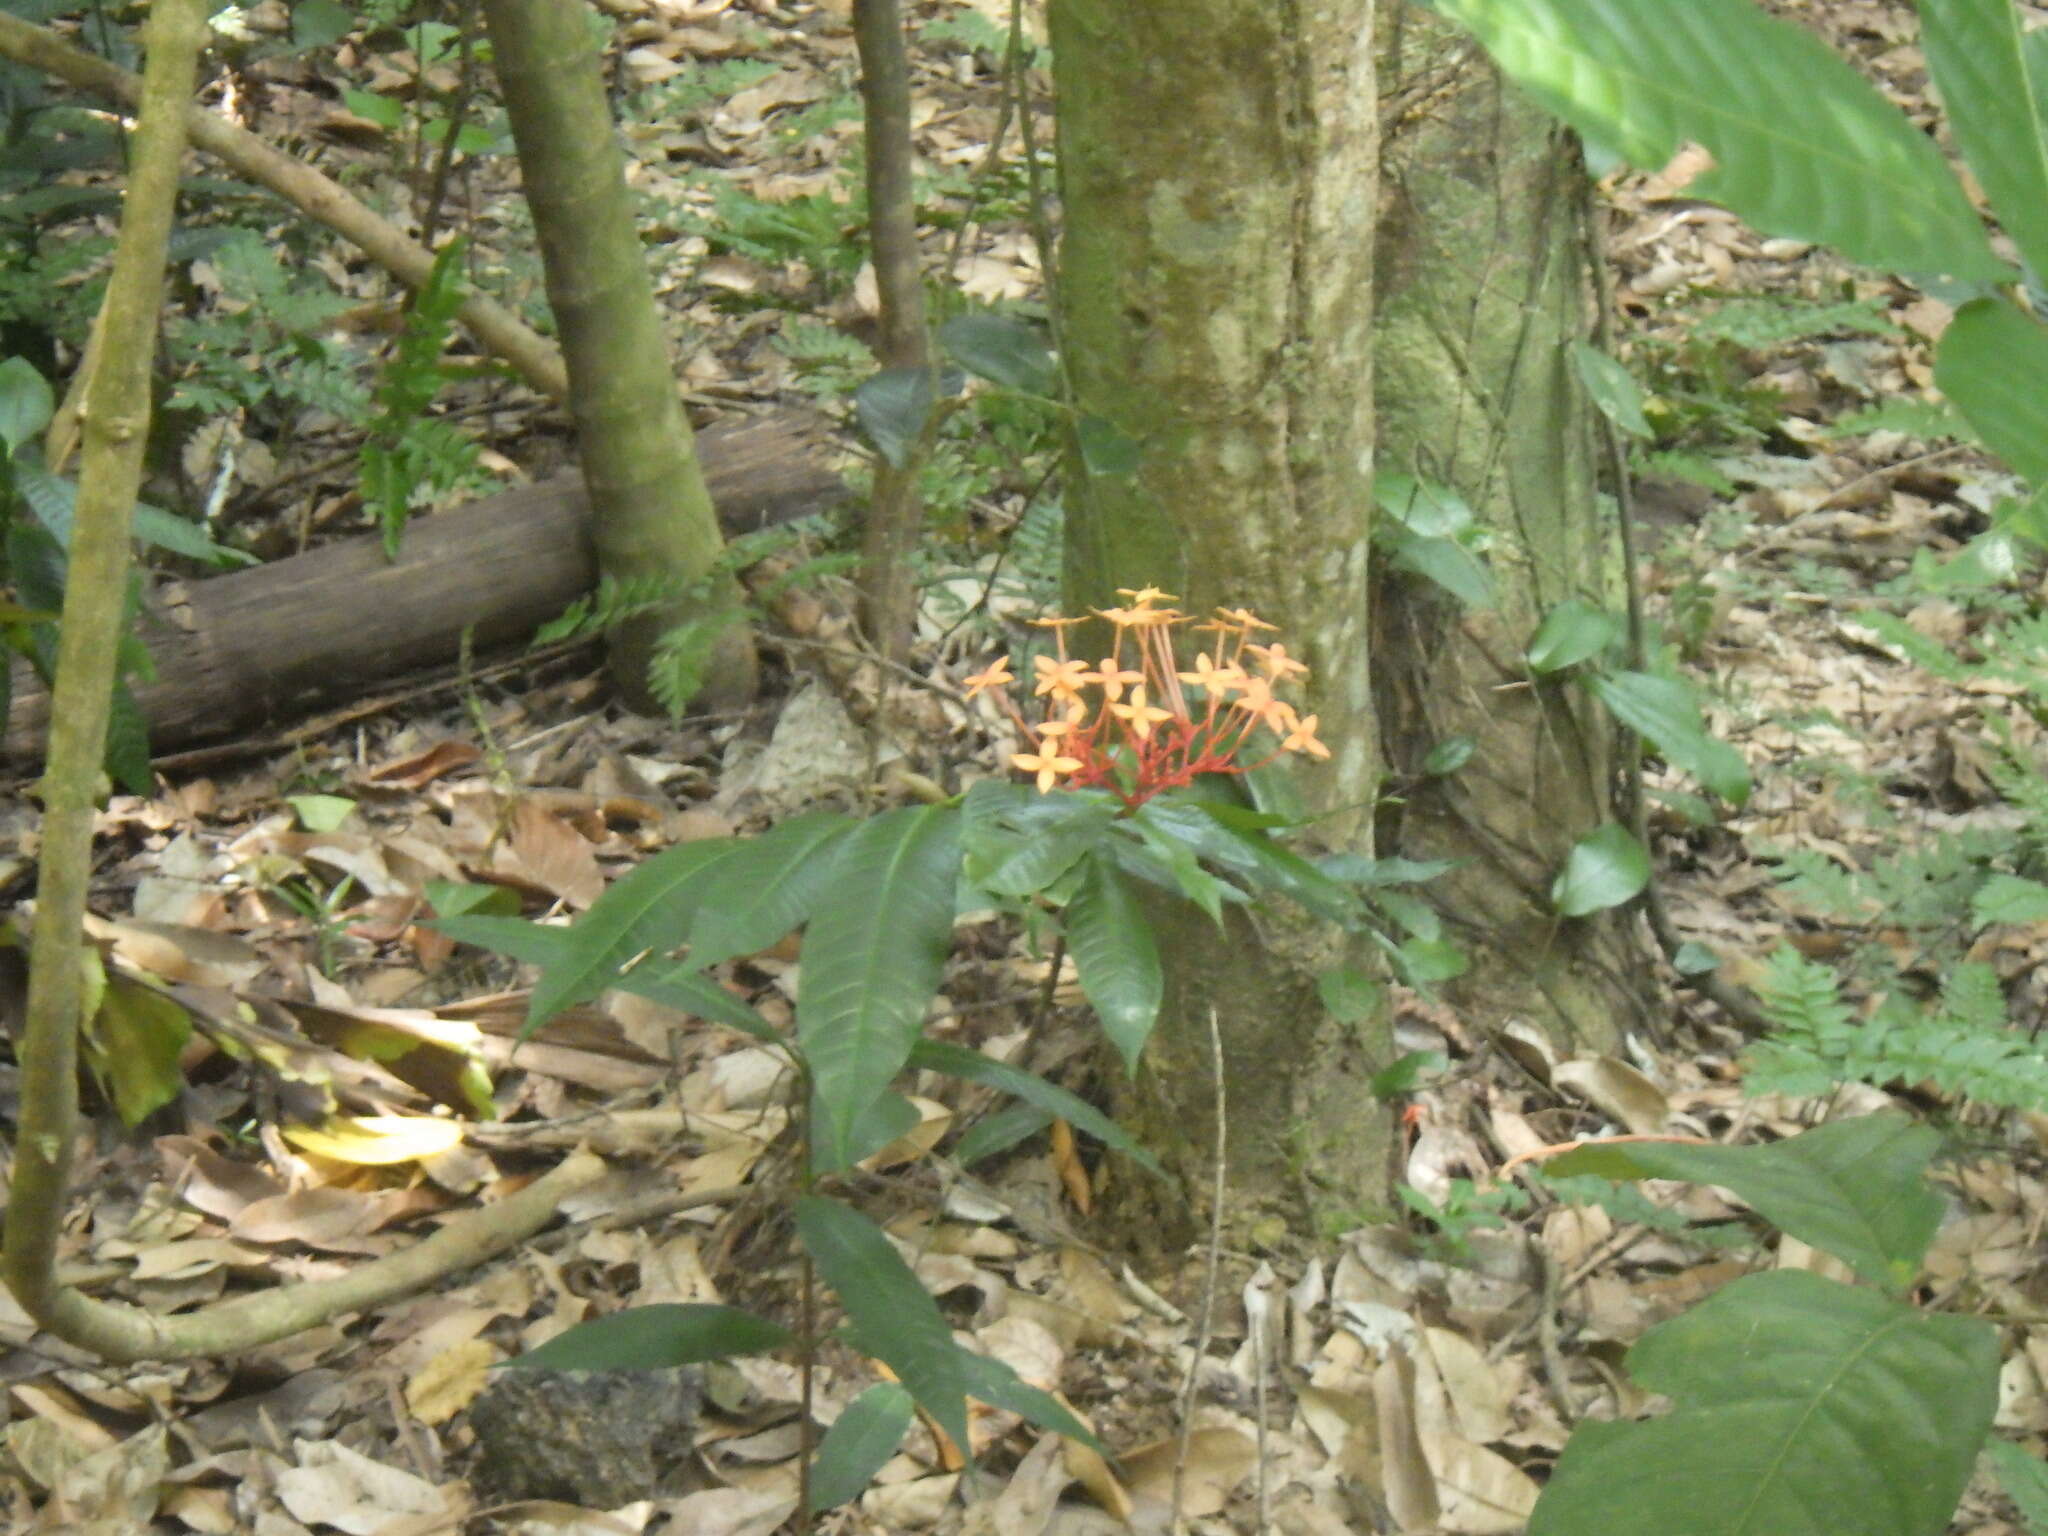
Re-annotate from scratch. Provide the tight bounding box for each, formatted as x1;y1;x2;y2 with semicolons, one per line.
1032;654;1093;700
1109;686;1174;742
961;657;1015;698
1246;641;1309;681
1013;743;1084;792
1176;653;1247;694
1115;586;1179;608
1280;711;1330;759
1090;656;1144;702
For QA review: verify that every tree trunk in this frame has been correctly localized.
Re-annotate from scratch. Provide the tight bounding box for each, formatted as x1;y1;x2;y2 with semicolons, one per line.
1371;7;1644;1057
1049;0;1384;1250
1051;2;1649;1248
483;0;756;712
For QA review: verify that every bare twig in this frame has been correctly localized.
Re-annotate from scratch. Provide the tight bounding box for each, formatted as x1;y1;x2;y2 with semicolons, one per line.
1171;1007;1229;1536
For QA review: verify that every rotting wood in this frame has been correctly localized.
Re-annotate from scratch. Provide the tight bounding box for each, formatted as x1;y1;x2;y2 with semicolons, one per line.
5;409;848;767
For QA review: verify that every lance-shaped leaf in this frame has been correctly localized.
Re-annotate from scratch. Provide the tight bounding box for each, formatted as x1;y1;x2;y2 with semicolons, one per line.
1545;1112;1943;1291
810;1382;915;1511
681;811;855;972
503;1303;790;1372
908;1038;1159;1170
1919;0;2048;286
1935;299;2048;485
1429;0;2005;280
1528;1269;1997;1536
799;805;960;1170
1061;852;1164;1074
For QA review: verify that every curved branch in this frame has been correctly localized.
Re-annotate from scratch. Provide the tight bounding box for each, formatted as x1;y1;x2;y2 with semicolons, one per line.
0;11;569;401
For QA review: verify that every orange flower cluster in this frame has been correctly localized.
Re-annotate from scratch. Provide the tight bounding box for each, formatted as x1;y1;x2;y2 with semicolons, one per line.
962;587;1329;807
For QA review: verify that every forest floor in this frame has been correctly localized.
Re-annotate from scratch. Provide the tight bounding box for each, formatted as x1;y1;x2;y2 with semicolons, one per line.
4;0;2047;1532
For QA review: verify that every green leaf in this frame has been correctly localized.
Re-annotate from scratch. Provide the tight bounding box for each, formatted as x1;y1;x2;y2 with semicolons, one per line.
1429;0;2005;281
908;1038;1160;1171
1396;937;1467;984
1588;670;1751;805
502;1303;790;1371
1527;599;1624;675
1076;413;1141;476
341;87;405;131
1386;530;1495;609
810;1383;915;1511
794;1196;972;1460
1673;940;1720;976
288;794;357;833
938;313;1055;394
855;365;964;468
423;880;520;919
1936;299;2048;484
88;977;192;1127
970;796;1118;899
1551;823;1650;916
611;960;779;1039
814;1088;921;1168
1528;1269;1997;1536
955;1349;1100;1446
1145;799;1363;924
1545;1113;1943;1290
1370;1049;1446;1099
1423;736;1475;776
1317;967;1382;1023
1986;1440;2048;1536
1919;0;2048;286
952;1103;1054;1167
1062;852;1163;1074
1974;874;2048;928
678;812;855;971
290;0;355;51
1377;472;1477;537
1571;341;1651;438
517;836;746;1031
799;805;960;1171
0;356;54;454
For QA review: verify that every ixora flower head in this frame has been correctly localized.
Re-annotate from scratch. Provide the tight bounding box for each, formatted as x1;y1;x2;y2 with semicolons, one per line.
962;589;1329;807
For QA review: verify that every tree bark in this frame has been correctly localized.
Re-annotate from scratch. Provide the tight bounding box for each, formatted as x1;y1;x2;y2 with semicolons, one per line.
484;0;756;712
1371;7;1643;1056
1050;0;1383;1248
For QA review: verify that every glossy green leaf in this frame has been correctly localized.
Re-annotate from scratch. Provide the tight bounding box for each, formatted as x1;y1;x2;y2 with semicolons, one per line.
952;1103;1054;1168
938;313;1056;393
1919;0;2048;285
89;977;192;1127
909;1038;1159;1170
503;1303;790;1371
1430;0;2004;280
1545;1113;1943;1290
1143;799;1362;925
0;355;53;454
1589;670;1751;805
955;1349;1100;1447
1370;1049;1446;1099
795;1196;972;1460
1936;299;2048;484
810;1383;915;1511
611;960;779;1039
423;880;520;919
1396;937;1467;984
679;812;855;971
1528;1270;1996;1536
288;794;357;833
972;797;1118;899
1550;822;1651;916
1571;341;1651;438
1062;852;1163;1073
799;805;960;1171
1377;472;1477;537
1527;598;1624;675
1673;940;1720;976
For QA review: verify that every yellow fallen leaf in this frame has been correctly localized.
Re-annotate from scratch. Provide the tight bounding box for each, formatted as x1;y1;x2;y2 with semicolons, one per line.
284;1115;465;1166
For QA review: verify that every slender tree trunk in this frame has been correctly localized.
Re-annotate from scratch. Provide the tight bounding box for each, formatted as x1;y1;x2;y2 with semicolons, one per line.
852;0;933;665
483;0;756;712
1371;6;1643;1054
1050;0;1383;1248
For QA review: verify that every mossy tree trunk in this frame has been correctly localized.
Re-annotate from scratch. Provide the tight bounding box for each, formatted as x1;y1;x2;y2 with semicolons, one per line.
1371;9;1642;1059
484;0;756;711
1049;0;1384;1250
1051;2;1645;1248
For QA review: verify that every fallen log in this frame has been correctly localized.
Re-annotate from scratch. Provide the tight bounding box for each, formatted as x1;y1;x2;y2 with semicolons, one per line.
5;410;847;768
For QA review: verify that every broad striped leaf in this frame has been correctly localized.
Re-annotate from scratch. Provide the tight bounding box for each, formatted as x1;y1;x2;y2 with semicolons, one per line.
1920;0;2048;285
798;805;960;1170
1935;299;2048;484
1062;852;1163;1073
1430;0;2005;280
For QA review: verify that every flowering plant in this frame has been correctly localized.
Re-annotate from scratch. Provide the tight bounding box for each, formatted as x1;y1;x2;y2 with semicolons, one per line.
962;588;1329;809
